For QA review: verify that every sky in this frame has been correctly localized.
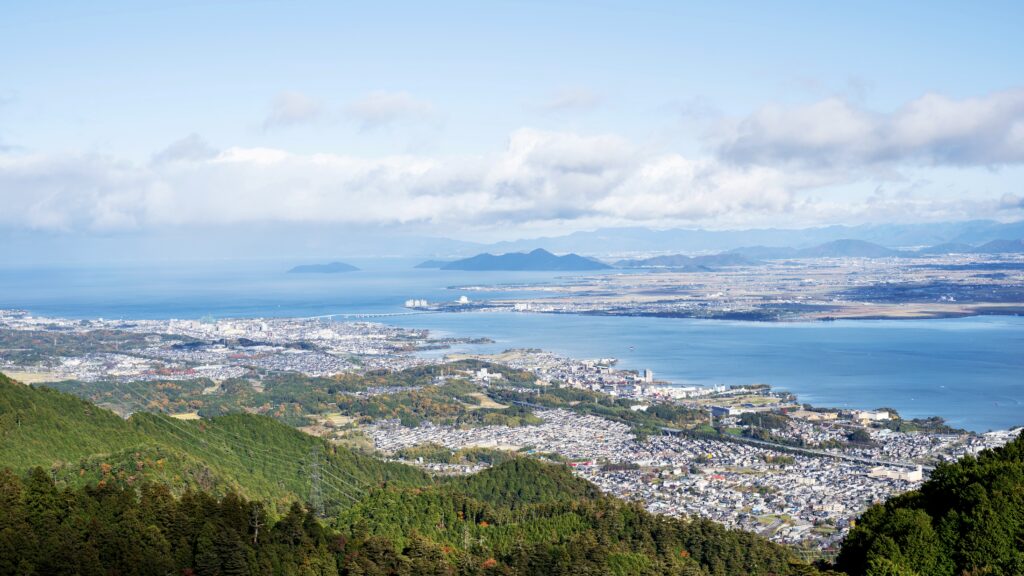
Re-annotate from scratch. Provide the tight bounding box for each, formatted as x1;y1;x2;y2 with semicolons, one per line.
1;0;1024;247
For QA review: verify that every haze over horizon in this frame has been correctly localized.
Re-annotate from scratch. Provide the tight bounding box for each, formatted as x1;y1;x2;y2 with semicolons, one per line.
3;1;1024;263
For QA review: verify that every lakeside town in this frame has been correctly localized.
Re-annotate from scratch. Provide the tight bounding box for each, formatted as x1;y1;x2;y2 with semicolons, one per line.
0;308;1019;551
405;251;1024;321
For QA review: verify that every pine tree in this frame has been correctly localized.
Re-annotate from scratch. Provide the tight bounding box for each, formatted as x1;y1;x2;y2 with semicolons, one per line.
195;521;222;576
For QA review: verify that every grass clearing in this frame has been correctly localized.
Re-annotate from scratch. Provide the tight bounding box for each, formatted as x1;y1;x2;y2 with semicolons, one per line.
170;411;201;420
2;370;60;384
321;412;355;426
465;392;508;410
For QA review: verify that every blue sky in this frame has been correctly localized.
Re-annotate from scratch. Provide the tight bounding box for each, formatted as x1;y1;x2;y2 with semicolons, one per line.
1;0;1023;241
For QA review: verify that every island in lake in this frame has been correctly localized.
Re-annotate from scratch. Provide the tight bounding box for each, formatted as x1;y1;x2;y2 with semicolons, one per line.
422;248;611;271
287;261;359;273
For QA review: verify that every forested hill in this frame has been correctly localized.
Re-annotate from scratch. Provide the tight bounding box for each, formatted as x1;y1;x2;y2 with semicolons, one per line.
341;458;801;575
5;370;1021;575
0;372;809;575
0;372;427;514
835;431;1024;575
0;460;804;576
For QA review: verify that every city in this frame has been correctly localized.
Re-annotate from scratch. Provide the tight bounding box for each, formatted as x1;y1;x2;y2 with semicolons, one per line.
1;308;1016;552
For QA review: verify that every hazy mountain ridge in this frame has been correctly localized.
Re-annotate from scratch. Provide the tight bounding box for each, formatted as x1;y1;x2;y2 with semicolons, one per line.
2;219;1022;264
434;248;613;271
619;237;1024;268
616;253;757;270
485;220;1024;257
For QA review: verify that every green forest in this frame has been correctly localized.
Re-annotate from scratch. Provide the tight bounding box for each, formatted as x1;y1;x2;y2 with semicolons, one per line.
45;362;541;428
0;373;802;575
0;459;804;576
0;373;426;515
2;371;1022;575
835;432;1024;576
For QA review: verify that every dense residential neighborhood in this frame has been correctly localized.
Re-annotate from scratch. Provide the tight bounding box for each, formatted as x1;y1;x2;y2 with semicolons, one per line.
0;309;1018;551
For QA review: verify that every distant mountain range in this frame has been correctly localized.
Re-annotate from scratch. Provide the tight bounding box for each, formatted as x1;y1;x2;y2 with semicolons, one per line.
423;248;612;271
914;242;977;255
615;253;756;270
431;237;1024;273
723;239;902;261
615;238;1024;269
975;238;1024;253
3;218;1022;266
480;220;1024;257
287;261;360;273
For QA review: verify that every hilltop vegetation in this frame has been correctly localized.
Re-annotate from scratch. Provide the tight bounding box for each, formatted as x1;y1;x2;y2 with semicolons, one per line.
0;373;426;515
46;362;539;428
0;328;191;365
0;459;804;576
835;432;1024;576
338;459;799;576
490;384;706;438
0;373;808;575
6;370;1022;575
0;471;342;576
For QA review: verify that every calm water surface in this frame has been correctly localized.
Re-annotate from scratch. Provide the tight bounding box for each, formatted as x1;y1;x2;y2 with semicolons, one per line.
383;312;1024;432
1;261;1021;431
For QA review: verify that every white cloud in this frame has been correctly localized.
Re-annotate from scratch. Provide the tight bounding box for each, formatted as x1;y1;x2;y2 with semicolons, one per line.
152;133;218;164
262;91;325;130
1;109;1019;236
344;91;435;130
716;88;1024;168
1001;193;1024;210
542;88;601;112
0;128;803;232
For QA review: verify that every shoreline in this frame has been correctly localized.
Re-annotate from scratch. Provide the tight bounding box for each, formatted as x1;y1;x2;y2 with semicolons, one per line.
3;307;1022;433
406;300;1024;323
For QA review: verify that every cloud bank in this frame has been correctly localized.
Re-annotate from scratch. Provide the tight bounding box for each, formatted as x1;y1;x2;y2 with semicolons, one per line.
2;88;1023;236
716;88;1024;168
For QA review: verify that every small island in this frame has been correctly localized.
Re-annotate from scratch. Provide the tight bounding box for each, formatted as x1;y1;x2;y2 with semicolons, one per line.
287;261;360;274
426;248;611;271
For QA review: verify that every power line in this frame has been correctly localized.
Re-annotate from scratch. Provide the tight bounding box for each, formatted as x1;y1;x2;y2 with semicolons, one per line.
114;380;363;504
307;446;325;516
119;382;377;492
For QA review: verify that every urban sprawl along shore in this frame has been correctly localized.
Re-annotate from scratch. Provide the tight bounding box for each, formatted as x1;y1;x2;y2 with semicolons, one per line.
0;308;1018;551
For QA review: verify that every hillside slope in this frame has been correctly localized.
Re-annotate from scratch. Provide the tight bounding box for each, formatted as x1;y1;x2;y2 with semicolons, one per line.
835;431;1024;575
0;373;427;514
0;372;809;575
339;459;802;576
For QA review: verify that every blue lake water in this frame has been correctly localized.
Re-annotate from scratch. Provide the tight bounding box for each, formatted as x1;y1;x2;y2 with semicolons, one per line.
0;259;593;319
0;261;1021;432
383;312;1024;432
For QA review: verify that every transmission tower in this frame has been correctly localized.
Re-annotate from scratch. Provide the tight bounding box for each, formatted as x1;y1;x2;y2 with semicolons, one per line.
308;446;325;517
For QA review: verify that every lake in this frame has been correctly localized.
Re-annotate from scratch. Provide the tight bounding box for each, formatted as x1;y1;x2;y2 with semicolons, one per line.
1;261;1021;431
